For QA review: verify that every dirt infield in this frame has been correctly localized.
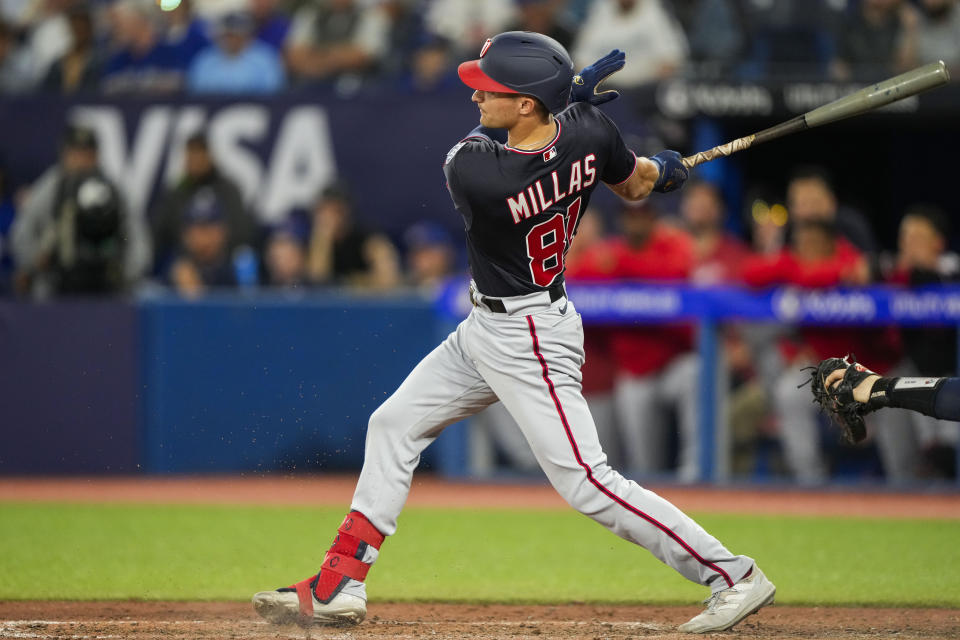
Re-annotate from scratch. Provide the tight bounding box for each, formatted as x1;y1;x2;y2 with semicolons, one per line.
2;473;959;518
1;601;959;640
3;475;960;638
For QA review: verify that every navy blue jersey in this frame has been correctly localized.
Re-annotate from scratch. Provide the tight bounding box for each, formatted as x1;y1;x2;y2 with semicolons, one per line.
443;102;636;297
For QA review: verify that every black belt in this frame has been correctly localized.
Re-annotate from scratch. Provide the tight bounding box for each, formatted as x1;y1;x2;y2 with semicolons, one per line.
478;283;565;313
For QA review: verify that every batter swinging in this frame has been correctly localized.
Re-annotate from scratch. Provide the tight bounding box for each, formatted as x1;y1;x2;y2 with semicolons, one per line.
253;32;776;634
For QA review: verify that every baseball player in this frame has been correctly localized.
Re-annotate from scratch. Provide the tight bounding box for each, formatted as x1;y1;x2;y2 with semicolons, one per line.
253;32;775;634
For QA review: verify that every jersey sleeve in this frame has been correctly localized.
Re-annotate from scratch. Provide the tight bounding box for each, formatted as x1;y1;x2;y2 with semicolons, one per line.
443;151;472;228
443;137;492;229
591;106;638;185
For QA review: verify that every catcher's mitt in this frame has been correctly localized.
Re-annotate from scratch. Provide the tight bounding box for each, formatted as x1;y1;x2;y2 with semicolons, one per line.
801;354;878;444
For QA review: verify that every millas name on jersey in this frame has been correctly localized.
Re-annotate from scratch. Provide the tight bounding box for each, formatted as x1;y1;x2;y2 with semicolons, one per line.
506;154;596;224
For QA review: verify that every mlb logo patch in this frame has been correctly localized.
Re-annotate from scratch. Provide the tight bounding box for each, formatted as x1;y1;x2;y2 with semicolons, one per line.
543;146;557;162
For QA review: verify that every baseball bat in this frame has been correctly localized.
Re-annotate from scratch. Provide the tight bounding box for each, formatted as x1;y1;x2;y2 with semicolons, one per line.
680;60;951;169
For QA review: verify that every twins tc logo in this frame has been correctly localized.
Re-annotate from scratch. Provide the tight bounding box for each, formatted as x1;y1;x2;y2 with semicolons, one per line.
480;38;492;58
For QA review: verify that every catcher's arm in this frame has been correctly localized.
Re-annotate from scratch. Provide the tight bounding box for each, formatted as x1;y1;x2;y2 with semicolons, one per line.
812;355;960;425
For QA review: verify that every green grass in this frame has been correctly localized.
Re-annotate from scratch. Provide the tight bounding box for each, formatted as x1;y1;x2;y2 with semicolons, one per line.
1;502;958;606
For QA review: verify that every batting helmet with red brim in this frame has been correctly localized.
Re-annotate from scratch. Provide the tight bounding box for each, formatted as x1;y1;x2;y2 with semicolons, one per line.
457;31;574;114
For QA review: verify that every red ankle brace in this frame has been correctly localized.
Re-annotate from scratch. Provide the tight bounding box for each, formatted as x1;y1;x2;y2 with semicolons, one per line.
293;511;385;609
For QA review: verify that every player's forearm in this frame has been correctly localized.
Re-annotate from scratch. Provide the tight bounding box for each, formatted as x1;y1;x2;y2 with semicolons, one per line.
860;376;960;421
608;157;658;201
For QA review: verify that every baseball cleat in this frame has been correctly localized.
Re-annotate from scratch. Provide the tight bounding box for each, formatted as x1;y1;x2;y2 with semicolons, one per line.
677;566;776;633
252;582;366;626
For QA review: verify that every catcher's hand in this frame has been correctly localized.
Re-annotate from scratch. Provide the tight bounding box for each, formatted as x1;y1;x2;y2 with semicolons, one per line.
801;354;879;444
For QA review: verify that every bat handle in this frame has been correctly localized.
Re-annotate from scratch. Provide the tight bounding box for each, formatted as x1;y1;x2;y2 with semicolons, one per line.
681;134;757;169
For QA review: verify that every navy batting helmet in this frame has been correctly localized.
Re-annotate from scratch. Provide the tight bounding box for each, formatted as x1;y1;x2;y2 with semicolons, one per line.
458;31;574;114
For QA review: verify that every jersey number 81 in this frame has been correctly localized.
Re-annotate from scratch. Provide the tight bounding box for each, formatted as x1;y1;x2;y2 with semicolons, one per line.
525;197;583;287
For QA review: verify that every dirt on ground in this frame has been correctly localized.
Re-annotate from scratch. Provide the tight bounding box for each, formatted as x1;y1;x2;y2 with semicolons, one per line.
1;601;959;640
2;474;959;519
2;475;959;639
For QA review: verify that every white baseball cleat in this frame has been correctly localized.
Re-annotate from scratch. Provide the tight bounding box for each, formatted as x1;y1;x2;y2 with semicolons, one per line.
677;566;776;633
252;588;366;626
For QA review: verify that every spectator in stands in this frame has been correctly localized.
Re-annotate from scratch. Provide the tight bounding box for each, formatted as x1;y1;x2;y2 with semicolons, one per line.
150;132;254;275
102;0;185;93
168;189;239;297
40;5;100;93
672;0;745;78
251;0;291;52
397;36;458;93
736;0;839;80
285;0;390;93
0;19;34;93
507;0;576;51
10;126;148;298
162;0;209;63
403;220;456;290
566;199;701;480
873;205;959;481
572;0;688;88
830;0;919;81
264;216;309;289
0;165;16;294
913;0;960;72
741;174;897;484
187;11;285;94
379;0;430;81
306;182;400;290
681;181;749;285
19;0;73;87
423;0;516;59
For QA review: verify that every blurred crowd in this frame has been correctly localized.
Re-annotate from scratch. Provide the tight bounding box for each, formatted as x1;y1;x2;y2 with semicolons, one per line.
0;122;957;484
1;0;959;97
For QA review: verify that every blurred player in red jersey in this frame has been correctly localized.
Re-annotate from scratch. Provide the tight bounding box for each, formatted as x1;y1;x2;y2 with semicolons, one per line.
682;181;749;285
567;199;702;480
871;206;959;480
741;169;897;483
563;209;621;460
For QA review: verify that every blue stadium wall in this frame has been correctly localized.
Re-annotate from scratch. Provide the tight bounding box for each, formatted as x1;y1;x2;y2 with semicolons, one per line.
0;295;448;474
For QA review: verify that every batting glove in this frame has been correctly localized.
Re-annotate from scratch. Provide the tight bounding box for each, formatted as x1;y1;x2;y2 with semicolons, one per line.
650;150;689;193
570;49;626;107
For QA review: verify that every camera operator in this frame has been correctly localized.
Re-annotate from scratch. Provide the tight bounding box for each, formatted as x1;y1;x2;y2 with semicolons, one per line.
11;125;147;297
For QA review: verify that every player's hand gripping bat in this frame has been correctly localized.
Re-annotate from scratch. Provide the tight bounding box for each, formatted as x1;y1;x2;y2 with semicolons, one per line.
680;61;951;169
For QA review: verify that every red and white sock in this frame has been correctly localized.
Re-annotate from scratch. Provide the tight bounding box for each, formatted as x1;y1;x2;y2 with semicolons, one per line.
286;511;385;615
